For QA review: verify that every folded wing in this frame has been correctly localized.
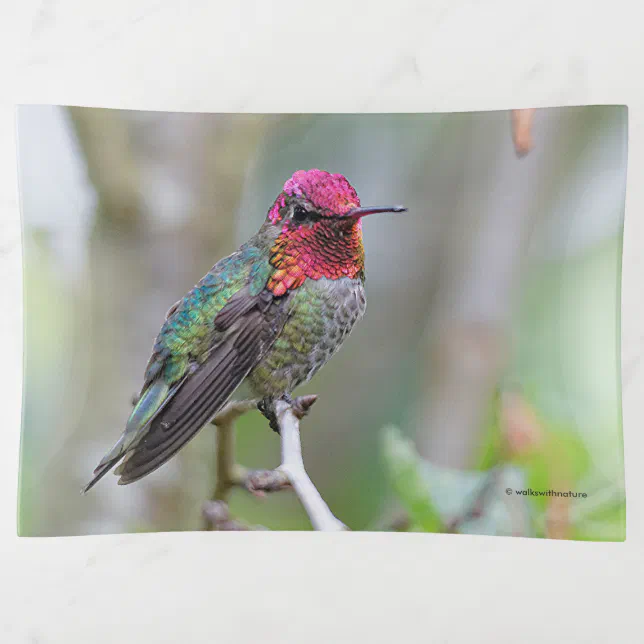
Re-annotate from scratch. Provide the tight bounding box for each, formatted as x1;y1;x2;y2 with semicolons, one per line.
82;284;289;492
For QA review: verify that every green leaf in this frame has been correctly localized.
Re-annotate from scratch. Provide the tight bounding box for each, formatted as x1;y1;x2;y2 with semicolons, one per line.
381;426;444;532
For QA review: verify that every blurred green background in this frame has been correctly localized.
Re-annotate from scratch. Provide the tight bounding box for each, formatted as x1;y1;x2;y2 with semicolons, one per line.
16;106;626;539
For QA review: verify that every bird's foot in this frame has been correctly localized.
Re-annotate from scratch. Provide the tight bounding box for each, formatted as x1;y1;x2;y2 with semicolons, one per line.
257;394;318;433
257;396;281;434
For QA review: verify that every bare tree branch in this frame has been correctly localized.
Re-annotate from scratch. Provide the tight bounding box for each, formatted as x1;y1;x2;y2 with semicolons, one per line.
202;400;259;530
202;499;268;531
212;399;258;502
275;398;348;532
201;396;348;532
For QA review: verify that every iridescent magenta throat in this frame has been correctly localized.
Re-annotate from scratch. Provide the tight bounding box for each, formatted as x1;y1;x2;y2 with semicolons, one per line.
267;220;365;297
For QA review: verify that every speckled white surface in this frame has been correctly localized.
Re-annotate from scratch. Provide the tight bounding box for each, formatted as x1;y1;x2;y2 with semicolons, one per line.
1;2;643;642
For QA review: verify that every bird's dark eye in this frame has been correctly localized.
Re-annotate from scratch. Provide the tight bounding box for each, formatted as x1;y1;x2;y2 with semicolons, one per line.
293;205;308;222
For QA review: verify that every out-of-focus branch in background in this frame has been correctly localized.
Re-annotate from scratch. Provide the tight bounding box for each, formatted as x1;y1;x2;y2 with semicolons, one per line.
67;107;142;228
193;116;272;256
414;108;542;473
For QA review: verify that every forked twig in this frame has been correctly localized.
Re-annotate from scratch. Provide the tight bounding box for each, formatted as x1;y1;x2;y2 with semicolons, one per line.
202;396;347;531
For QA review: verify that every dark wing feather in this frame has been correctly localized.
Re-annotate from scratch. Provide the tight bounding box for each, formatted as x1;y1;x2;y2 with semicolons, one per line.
115;340;241;484
112;289;290;485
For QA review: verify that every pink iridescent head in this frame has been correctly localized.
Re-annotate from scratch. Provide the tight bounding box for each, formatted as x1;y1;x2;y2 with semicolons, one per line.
265;169;407;296
267;169;406;224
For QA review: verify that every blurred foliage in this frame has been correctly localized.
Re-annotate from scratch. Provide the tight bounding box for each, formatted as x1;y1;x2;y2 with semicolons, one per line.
384;380;624;540
382;426;444;533
381;231;625;540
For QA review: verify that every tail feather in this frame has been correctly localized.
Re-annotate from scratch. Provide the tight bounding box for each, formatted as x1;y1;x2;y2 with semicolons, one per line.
80;454;122;495
81;379;172;494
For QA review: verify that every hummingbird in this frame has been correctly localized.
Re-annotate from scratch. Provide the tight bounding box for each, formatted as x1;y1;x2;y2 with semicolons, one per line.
82;169;406;493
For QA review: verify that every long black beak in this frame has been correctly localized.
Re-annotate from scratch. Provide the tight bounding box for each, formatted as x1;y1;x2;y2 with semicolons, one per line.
347;205;407;218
